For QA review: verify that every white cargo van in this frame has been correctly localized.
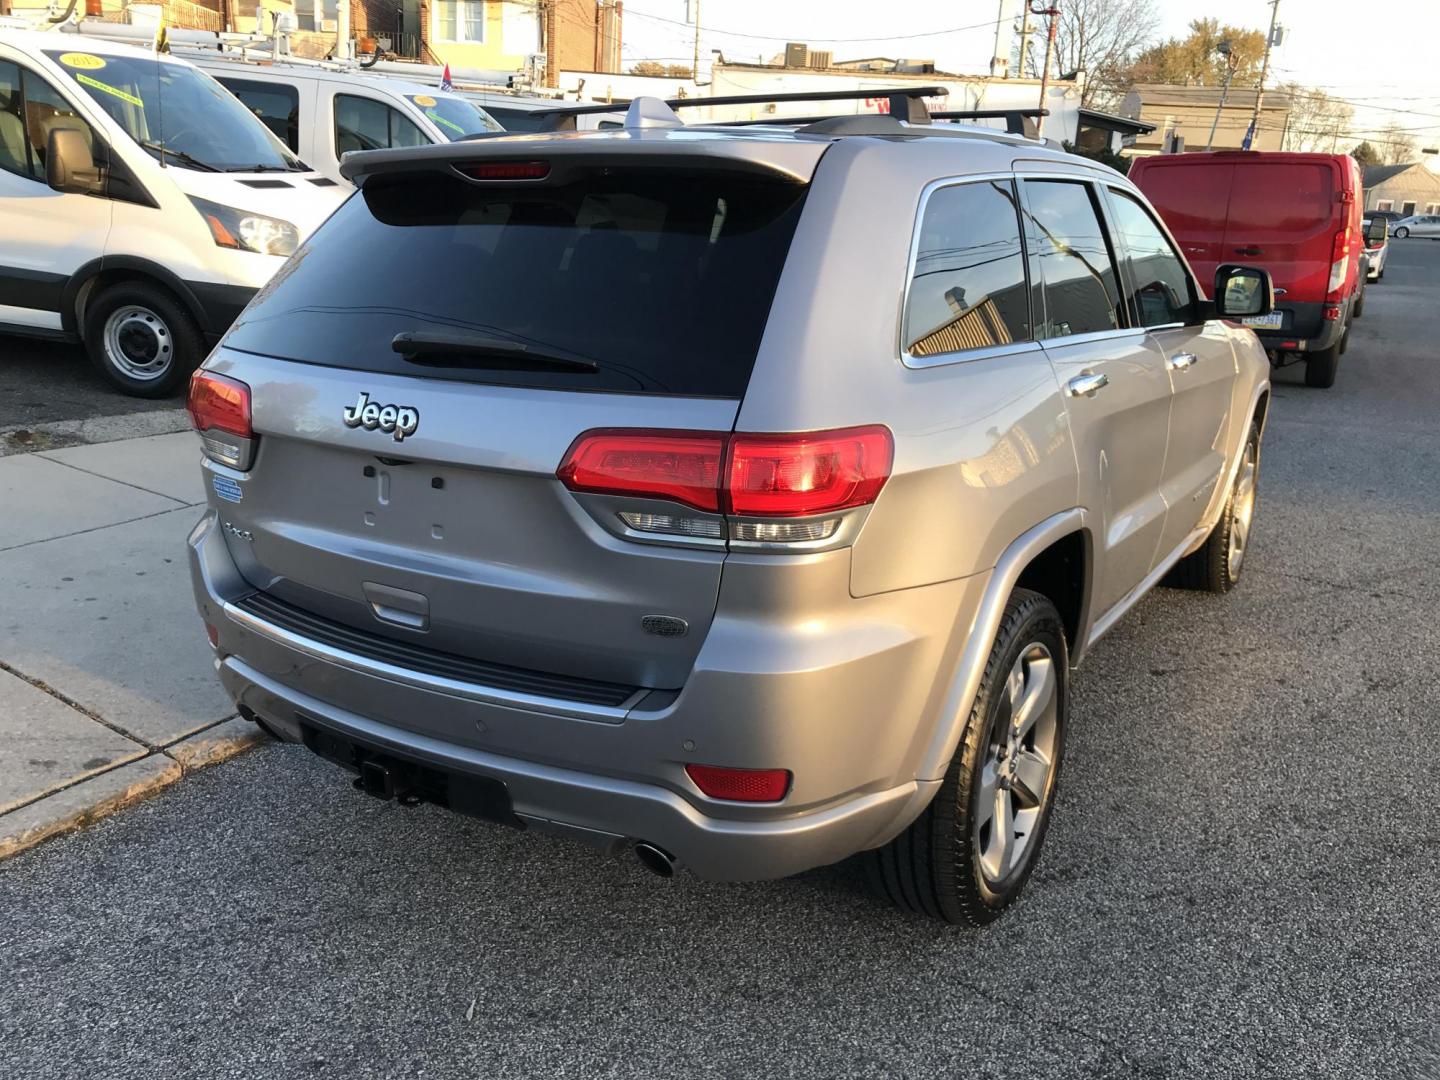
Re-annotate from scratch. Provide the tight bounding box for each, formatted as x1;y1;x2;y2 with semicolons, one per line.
0;31;345;395
183;57;503;185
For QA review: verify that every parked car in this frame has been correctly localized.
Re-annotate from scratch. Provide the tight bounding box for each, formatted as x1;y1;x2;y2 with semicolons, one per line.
1362;215;1389;281
188;98;1273;925
1365;209;1403;223
1129;150;1364;389
145;51;504;186
1390;213;1440;239
0;30;344;395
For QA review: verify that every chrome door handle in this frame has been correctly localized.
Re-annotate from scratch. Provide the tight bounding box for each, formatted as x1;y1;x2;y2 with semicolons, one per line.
1066;371;1109;398
1168;352;1199;371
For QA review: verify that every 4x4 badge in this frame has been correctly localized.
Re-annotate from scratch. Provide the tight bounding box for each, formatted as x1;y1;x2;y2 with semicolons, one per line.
343;392;420;442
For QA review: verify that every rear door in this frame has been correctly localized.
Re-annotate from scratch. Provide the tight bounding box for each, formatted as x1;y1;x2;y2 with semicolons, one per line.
1129;159;1234;287
209;161;810;691
1021;177;1172;617
1222;158;1338;305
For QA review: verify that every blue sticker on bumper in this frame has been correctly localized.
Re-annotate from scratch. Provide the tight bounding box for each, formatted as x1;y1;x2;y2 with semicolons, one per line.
212;475;243;503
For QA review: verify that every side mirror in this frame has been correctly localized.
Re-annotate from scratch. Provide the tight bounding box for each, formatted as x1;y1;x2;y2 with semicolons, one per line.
1365;218;1388;244
46;127;104;196
1214;264;1274;318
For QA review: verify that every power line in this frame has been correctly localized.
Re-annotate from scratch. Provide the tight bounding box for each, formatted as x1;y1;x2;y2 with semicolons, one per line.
621;7;1008;44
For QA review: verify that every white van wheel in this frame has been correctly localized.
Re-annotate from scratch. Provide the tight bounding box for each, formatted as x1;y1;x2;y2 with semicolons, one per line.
83;282;204;398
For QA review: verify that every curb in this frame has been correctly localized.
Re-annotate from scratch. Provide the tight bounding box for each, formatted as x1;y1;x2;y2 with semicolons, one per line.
0;717;267;862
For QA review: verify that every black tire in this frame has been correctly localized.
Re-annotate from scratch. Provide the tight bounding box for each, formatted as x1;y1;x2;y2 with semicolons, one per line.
863;588;1068;925
1164;420;1260;593
1352;289;1365;319
1338;322;1351;355
1305;343;1340;388
1377;268;1385;281
1395;226;1409;239
82;281;205;398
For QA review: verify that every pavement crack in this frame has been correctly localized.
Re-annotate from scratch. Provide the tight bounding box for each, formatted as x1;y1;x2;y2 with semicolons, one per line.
0;503;196;554
35;455;191;507
0;659;157;751
0;748;163;820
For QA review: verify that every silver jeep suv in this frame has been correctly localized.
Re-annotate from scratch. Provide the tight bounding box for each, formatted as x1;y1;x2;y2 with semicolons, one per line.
187;94;1272;924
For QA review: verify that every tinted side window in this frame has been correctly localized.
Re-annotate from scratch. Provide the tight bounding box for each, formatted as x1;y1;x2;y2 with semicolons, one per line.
905;180;1031;359
1106;189;1197;327
1023;180;1124;339
0;60;29;178
221;78;300;151
335;94;427;153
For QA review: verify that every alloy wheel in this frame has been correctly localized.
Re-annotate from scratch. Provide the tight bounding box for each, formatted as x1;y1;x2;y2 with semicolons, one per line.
1228;439;1258;580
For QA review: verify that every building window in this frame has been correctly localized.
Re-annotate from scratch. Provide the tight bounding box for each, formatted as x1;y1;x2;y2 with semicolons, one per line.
434;0;485;43
1376;200;1393;211
1402;201;1416;215
1428;203;1440;215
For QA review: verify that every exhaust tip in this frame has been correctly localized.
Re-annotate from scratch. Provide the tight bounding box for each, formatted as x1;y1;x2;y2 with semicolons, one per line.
634;841;676;878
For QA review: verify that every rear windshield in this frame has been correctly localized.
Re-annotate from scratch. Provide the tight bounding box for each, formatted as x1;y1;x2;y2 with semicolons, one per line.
224;168;808;397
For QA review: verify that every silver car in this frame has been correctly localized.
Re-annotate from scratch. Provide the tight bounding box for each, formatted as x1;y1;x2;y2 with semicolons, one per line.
1391;213;1440;239
188;97;1273;924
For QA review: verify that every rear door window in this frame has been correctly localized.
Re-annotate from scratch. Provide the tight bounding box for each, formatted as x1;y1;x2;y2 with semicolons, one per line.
1022;179;1125;339
334;94;427;153
903;179;1031;359
219;77;300;151
222;168;809;397
1105;189;1198;327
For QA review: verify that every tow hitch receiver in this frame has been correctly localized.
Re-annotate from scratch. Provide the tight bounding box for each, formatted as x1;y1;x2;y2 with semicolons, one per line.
354;760;418;804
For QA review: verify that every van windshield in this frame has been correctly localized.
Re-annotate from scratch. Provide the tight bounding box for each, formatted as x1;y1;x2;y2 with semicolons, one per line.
406;93;502;140
45;51;303;172
223;169;808;397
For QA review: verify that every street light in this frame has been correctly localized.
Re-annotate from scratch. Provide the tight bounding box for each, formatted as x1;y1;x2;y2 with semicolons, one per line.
1204;39;1239;152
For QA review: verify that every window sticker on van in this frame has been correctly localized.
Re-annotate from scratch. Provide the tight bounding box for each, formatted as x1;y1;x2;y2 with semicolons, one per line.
412;94;437;107
76;73;143;108
425;109;466;136
58;52;106;71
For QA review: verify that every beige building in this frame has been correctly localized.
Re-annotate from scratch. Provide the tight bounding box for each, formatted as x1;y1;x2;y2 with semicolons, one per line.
1362;162;1440;216
1121;84;1291;155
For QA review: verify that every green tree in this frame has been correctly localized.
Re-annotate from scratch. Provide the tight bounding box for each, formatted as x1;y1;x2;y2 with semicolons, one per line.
1350;141;1380;166
1127;18;1265;86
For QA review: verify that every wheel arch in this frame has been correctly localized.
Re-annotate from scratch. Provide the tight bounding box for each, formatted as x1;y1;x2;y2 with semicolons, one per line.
1014;528;1091;660
63;257;209;339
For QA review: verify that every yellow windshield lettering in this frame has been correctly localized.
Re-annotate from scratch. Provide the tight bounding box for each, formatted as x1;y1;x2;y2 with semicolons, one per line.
77;74;144;109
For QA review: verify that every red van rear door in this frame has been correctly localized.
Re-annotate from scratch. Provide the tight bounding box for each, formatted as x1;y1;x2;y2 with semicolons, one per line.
1221;159;1339;304
1129;161;1234;289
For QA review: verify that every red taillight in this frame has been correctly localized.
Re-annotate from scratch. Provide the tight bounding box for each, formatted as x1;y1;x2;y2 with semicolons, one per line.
457;161;550;181
188;371;253;469
685;764;791;802
726;427;892;517
1322;303;1342;321
1326;228;1350;301
557;430;725;512
188;371;251;438
557;426;893;524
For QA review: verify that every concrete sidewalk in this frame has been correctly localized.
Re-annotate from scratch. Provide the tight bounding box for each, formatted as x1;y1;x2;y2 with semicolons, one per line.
0;429;262;859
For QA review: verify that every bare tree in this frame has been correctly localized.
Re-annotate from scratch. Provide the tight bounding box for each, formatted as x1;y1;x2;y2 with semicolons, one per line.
1377;120;1418;165
1023;0;1159;110
1279;83;1355;152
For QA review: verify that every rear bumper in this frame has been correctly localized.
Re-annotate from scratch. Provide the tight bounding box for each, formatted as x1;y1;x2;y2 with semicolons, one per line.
1254;299;1347;354
188;509;970;880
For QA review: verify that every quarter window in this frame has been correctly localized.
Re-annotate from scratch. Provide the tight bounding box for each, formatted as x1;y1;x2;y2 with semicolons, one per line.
435;0;485;42
220;78;301;152
1105;189;1197;327
904;180;1031;359
1022;180;1125;339
334;94;426;154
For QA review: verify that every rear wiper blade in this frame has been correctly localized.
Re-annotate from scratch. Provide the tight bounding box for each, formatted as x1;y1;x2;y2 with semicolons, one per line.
391;331;598;372
139;141;220;172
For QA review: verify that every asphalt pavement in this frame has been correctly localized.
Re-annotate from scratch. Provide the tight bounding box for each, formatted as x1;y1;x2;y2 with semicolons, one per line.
2;242;1439;1079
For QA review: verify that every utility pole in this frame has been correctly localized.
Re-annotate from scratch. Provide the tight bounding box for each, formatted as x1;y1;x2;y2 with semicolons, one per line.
691;0;701;81
1031;2;1059;136
1204;40;1238;151
1016;2;1033;78
1243;0;1280;151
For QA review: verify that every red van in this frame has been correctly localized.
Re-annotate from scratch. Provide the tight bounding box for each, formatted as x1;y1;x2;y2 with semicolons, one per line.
1129;151;1362;388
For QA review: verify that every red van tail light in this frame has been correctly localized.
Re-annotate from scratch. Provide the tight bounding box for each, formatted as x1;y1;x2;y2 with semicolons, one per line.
188;371;254;470
725;427;893;517
1326;229;1351;301
558;426;894;544
557;430;725;512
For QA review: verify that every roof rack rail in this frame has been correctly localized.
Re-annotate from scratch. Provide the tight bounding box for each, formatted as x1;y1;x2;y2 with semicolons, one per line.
930;108;1049;137
536;85;948;131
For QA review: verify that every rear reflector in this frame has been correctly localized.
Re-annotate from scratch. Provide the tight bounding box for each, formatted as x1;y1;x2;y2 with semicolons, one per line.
685;764;791;802
457;161;550;181
558;426;893;525
188;371;254;470
1322;303;1342;321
